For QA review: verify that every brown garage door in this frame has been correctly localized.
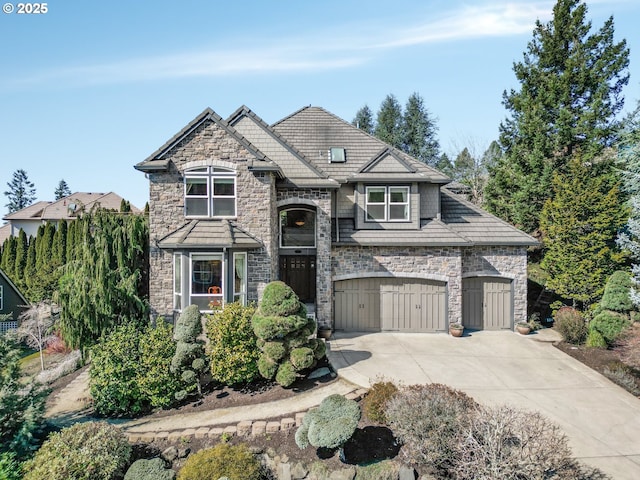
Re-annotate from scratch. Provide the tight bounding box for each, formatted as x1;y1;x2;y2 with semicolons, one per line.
334;278;447;332
462;277;513;330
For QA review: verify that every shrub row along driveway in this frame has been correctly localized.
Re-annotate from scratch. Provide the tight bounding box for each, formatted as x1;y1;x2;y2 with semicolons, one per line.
326;329;640;480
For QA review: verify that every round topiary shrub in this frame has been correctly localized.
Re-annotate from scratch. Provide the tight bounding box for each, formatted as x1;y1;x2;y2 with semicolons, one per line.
177;443;261;480
22;422;131;480
295;394;361;451
600;271;634;313
259;281;305;317
363;381;399;424
275;360;297;387
124;457;175;480
553;307;587;344
589;310;631;345
290;347;315;370
171;305;207;399
586;329;608;348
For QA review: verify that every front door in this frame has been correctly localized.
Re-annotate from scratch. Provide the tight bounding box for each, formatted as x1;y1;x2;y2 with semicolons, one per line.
279;255;316;303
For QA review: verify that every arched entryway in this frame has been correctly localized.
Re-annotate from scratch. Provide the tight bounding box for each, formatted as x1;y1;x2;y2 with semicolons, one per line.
278;207;316;303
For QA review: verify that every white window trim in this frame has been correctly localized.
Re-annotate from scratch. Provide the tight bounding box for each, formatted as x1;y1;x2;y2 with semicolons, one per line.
189;252;224;313
184;166;237;219
365;186;410;222
173;253;182;311
233;252;248;306
0;285;3;311
279;208;317;249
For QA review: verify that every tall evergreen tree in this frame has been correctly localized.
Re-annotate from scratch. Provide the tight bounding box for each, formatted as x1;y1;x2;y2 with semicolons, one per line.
0;237;17;280
374;94;403;149
616;102;640;306
352;105;374;134
24;236;37;300
485;0;629;233
4;169;36;214
52;220;67;266
53;179;71;200
435;153;454;178
540;154;627;306
57;210;149;354
13;230;28;290
402;92;440;165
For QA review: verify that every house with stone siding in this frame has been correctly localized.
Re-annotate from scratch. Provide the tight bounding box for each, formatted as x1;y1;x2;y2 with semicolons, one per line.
135;105;537;333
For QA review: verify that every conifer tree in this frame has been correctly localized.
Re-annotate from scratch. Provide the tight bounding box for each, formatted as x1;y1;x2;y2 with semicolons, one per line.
540;154;627;306
402;92;440;166
52;221;67;266
53;179;71;200
4;169;36;214
24;236;37;300
13;229;28;290
374;94;403;149
352;105;374;134
485;0;629;233
0;236;17;280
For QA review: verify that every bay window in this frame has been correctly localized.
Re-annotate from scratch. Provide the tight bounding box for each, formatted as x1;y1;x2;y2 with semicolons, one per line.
190;253;223;310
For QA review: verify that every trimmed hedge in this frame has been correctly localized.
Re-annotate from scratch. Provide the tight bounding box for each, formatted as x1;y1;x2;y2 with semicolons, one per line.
295;394;361;450
177;443;261;480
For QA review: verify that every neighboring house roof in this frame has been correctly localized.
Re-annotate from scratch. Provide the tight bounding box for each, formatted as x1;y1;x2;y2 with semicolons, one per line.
0;224;11;245
440;190;538;246
3;192;139;222
0;267;29;307
158;220;262;249
271;106;450;184
135;108;279;175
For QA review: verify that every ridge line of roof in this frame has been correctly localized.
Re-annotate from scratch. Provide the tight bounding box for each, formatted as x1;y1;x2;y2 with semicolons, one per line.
228;105;329;179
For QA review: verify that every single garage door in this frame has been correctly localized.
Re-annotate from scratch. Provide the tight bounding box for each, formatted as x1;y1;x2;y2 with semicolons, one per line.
462;277;513;330
334;278;447;332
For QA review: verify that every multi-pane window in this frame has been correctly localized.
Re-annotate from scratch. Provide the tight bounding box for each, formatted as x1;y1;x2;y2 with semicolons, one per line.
365;186;410;222
190;253;223;310
185;167;236;217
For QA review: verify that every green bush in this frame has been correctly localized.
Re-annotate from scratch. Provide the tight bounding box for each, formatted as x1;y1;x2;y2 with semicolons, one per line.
0;452;22;480
22;422;131;480
363;381;398;424
554;307;587;344
600;271;633;313
0;336;47;458
586;329;608;348
138;319;181;409
590;310;631;345
385;383;478;475
275;360;297;387
171;306;207;399
177;443;261;480
206;303;259;385
252;282;320;386
310;338;326;359
90;323;146;416
124;458;175;480
290;347;314;370
355;460;400;480
295;394;361;450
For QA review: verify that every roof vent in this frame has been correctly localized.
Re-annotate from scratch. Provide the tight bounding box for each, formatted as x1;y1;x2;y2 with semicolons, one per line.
329;147;346;163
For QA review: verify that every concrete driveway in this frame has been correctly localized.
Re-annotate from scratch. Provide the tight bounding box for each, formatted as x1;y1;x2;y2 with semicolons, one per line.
326;329;640;480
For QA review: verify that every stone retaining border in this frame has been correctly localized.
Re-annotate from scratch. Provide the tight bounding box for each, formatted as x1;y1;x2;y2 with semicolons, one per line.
125;388;368;443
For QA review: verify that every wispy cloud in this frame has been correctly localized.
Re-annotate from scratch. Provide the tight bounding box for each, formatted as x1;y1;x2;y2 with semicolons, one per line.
5;1;554;89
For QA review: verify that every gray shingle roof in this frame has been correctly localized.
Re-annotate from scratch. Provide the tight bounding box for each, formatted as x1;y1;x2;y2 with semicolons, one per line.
440;190;538;246
271;107;450;183
334;218;470;246
158;220;262;249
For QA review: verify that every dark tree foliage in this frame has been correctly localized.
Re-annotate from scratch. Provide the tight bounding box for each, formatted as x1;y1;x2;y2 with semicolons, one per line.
4;169;36;214
485;0;629;233
56;209;149;353
374;94;404;150
53;179;71;200
352;105;374;135
402;92;440;166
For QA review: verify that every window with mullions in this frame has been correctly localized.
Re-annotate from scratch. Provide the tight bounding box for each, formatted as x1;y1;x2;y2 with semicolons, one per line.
190;253;223;311
185;167;236;217
365;186;410;222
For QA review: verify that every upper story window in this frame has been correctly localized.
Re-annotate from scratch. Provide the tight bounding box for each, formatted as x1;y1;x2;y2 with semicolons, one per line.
280;208;316;247
185;167;236;218
365;186;410;222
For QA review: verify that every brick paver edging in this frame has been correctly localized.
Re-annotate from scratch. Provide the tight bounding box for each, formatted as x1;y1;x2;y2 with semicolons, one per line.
125;388;369;443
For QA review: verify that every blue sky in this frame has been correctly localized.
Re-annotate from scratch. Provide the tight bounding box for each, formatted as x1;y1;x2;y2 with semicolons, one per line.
1;0;639;211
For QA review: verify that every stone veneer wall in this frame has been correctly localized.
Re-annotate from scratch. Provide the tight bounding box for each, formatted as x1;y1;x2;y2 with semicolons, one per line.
276;188;332;328
147;120;277;319
331;246;463;325
462;246;528;324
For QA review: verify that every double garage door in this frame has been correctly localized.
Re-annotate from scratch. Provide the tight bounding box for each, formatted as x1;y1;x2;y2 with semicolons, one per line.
334;276;513;332
334;278;447;332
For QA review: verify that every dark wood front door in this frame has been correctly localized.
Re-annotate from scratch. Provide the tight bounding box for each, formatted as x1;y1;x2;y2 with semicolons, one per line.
279;255;316;303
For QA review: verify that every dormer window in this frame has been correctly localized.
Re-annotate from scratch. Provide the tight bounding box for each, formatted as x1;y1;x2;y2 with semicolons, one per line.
365;186;410;222
185;166;236;218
